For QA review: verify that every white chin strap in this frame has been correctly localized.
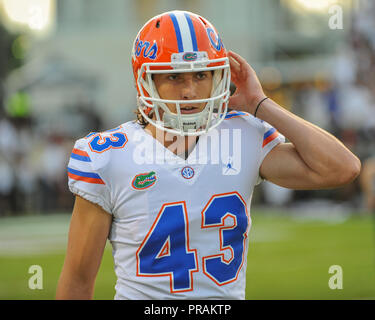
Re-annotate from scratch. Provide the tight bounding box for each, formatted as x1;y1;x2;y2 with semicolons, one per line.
162;105;210;133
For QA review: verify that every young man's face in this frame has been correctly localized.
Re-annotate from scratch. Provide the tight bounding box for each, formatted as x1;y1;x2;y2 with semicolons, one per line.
152;71;213;116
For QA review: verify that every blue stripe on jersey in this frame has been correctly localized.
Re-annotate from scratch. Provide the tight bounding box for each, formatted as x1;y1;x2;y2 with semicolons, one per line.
184;13;198;51
169;13;184;52
70;153;91;162
224;111;247;119
67;167;102;179
264;128;276;139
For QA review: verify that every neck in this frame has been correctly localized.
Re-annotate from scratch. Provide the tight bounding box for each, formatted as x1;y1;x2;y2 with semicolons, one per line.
144;123;198;158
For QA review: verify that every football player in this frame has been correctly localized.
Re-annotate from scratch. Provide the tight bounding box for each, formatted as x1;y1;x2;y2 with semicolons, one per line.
56;10;360;299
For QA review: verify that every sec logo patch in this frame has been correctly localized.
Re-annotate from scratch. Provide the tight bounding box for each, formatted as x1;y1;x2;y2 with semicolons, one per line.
181;166;194;179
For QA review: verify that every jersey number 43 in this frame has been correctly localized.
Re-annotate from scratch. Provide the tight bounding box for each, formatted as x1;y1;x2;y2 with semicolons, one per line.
136;192;249;293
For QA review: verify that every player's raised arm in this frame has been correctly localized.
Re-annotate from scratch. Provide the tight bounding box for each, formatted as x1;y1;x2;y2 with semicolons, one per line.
228;50;361;189
56;196;112;299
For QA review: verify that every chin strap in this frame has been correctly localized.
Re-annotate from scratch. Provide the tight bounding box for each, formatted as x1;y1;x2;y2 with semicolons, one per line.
162;107;210;133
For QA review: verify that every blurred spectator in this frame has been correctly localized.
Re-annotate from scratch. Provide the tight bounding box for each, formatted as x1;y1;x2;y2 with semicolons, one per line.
35;134;70;212
0;157;15;215
0;94;104;215
0;117;18;161
262;181;293;207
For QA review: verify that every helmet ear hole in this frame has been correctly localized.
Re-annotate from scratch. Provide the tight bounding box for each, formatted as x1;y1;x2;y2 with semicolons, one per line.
199;17;207;26
156;20;160;28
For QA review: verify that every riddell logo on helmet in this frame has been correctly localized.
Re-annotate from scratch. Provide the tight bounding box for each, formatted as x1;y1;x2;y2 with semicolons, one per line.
182;52;198;61
183;122;197;129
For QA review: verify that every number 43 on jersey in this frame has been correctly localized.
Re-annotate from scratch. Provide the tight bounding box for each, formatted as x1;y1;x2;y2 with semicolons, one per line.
136;192;249;293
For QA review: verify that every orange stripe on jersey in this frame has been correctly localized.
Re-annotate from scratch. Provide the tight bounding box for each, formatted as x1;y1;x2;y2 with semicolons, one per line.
72;148;89;157
68;172;105;184
262;131;279;147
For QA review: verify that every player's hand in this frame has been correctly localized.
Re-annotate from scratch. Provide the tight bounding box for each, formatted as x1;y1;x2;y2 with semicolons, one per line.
228;50;266;115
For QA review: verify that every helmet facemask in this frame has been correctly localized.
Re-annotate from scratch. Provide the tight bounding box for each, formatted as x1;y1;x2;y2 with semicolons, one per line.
136;54;231;136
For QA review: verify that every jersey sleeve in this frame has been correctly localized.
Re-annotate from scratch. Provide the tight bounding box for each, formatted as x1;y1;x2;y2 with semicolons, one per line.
256;119;285;184
67;138;112;214
225;110;286;185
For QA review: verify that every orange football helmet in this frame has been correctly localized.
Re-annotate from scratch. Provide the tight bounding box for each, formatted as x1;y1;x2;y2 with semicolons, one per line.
131;10;231;136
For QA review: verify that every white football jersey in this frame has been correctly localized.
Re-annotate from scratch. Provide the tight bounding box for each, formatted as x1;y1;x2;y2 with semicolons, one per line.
67;111;285;299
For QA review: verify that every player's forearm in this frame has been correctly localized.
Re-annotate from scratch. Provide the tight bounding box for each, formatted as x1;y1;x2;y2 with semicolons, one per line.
256;98;361;185
56;272;94;300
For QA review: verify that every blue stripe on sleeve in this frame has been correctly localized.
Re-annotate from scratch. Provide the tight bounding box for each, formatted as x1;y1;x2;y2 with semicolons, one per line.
263;128;276;139
67;167;102;179
70;153;91;162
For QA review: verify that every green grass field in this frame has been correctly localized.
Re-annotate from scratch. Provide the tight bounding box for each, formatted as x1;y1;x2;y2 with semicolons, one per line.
0;210;374;300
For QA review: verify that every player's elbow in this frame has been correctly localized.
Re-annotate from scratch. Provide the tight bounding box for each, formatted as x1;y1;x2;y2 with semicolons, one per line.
56;275;94;300
56;267;96;300
344;156;361;184
328;155;361;187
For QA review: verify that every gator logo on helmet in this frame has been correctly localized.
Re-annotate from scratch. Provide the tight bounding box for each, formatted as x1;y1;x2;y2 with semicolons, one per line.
182;52;198;61
132;171;157;190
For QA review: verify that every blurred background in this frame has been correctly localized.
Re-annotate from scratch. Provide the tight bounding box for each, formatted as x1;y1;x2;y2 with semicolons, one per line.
0;0;374;299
